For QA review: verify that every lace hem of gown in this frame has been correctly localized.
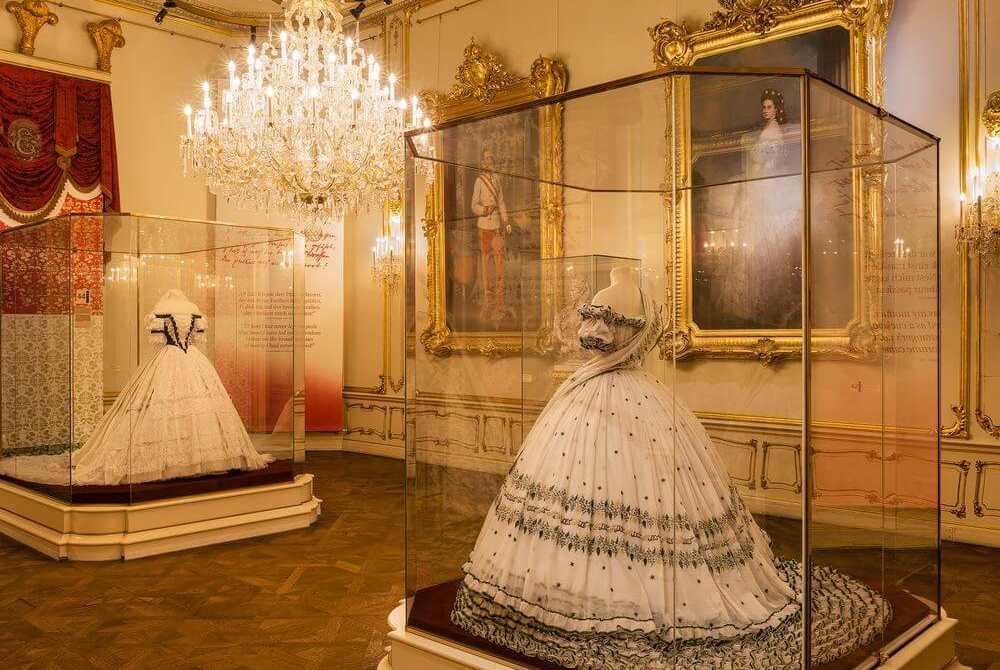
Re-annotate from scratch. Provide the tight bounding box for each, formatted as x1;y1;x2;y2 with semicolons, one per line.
452;560;893;670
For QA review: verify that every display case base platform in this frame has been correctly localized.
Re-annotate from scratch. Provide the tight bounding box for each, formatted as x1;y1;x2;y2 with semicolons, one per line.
0;473;321;561
379;603;968;670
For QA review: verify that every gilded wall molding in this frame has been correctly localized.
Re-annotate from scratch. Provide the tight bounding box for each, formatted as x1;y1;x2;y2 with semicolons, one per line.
344;401;389;440
973;460;1000;517
417;39;567;358
944;0;973;439
704;0;809;35
760;440;802;493
964;0;1000;443
5;0;58;56
943;459;971;518
340;391;405;448
87;18;125;73
649;0;894;364
713;436;759;489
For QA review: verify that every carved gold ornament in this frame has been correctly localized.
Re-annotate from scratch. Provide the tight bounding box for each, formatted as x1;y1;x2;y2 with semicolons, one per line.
7;118;41;160
648;21;694;66
529;57;568;98
704;0;807;34
651;0;894;76
5;0;58;56
650;0;896;364
446;39;520;105
985;90;1000;138
418;40;567;358
87;18;125;73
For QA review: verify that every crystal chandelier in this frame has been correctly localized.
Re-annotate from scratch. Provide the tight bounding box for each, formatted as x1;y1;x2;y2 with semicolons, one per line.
179;0;429;240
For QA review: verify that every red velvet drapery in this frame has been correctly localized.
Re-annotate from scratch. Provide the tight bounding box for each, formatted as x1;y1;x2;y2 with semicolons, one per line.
0;62;119;223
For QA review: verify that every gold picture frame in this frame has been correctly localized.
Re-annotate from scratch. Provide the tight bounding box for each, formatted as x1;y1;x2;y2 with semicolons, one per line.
417;39;567;358
650;0;894;364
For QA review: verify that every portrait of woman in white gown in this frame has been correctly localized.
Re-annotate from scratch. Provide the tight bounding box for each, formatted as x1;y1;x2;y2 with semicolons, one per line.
450;266;891;669
694;87;803;331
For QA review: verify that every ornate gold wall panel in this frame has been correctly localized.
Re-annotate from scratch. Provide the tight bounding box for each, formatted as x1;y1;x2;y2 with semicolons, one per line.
712;436;759;489
649;0;893;363
417;39;567;358
761;440;803;492
388;406;405;441
974;459;1000;517
409;408;481;452
943;459;971;518
344;402;389;440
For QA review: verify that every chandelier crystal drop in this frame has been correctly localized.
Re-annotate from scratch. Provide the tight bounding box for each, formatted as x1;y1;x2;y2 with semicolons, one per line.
179;0;431;240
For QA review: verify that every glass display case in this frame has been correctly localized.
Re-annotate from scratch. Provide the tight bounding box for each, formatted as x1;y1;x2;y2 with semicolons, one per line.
403;68;940;669
0;213;300;504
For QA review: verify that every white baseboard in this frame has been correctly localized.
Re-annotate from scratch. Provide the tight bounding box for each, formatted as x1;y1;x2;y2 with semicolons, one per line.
305;433;344;451
941;520;1000;547
342;439;404;460
304;432;404;460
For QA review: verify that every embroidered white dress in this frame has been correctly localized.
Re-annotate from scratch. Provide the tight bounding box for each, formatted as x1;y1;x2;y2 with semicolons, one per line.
0;290;272;485
451;291;891;669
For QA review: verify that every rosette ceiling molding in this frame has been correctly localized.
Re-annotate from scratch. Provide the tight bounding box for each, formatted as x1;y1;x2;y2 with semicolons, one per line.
96;0;419;32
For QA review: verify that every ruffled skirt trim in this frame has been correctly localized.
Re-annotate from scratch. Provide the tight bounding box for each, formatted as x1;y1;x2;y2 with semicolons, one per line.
451;560;893;670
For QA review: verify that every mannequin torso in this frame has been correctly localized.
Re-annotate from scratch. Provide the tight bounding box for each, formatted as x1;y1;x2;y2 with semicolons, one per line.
590;265;642;318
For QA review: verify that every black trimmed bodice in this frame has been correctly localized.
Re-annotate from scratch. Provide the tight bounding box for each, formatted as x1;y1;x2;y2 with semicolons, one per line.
577;303;647;354
151;313;205;353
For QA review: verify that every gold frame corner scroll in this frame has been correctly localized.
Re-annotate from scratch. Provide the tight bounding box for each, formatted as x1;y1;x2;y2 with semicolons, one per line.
417;38;567;359
650;0;894;364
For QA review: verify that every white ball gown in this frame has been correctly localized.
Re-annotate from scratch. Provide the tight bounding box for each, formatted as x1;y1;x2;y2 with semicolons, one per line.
451;290;891;669
0;290;272;486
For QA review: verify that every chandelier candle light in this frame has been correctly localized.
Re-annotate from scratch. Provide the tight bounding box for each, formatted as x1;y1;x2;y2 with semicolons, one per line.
958;162;1000;258
371;229;403;292
957;92;1000;258
180;0;430;240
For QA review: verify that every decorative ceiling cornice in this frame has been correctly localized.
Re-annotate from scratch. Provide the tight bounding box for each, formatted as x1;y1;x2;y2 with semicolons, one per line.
93;0;425;34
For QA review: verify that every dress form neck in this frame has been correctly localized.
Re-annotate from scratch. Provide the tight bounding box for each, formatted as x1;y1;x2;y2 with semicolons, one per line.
591;266;642;318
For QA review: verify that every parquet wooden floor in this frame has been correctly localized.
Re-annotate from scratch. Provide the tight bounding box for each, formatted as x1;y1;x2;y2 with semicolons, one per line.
0;453;405;670
0;452;996;670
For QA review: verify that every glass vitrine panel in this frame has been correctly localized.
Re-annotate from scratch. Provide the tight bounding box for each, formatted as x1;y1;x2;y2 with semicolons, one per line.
403;67;938;670
0;213;300;505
